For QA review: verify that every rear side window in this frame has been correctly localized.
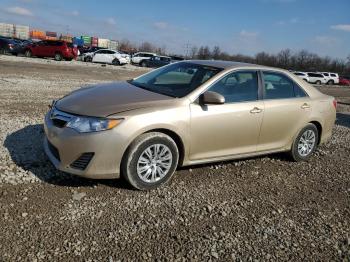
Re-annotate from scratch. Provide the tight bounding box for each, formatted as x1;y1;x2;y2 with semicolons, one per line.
308;73;323;78
209;71;259;103
263;72;307;99
330;74;337;77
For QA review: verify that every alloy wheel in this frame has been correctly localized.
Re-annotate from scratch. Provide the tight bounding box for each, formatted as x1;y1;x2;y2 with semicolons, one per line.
136;144;172;183
297;130;316;157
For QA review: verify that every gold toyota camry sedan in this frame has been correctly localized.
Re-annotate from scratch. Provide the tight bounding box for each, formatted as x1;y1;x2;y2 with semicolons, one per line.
44;60;336;190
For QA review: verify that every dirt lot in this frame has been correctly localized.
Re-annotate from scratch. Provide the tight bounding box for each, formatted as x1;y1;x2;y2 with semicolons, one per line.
0;55;349;261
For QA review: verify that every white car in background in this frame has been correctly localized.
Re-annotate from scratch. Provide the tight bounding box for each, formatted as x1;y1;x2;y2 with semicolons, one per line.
293;72;309;82
307;72;327;85
320;72;339;85
84;49;128;65
131;52;156;66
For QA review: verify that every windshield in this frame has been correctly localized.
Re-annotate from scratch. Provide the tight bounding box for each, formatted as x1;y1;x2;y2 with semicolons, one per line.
129;62;223;97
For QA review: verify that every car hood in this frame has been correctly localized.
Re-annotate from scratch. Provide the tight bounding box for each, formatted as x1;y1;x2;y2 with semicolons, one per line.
55;81;173;117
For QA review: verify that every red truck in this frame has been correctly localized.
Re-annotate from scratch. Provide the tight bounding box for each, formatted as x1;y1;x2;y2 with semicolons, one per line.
24;40;78;61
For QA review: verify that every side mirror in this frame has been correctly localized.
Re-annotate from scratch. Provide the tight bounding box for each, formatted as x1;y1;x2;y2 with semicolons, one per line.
200;91;225;105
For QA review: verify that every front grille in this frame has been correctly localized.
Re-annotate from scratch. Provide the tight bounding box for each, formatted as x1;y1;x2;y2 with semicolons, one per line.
70;153;94;170
48;140;60;161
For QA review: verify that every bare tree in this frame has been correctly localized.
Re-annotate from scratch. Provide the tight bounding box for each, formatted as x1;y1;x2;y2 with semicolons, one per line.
212;46;221;60
190;46;198;59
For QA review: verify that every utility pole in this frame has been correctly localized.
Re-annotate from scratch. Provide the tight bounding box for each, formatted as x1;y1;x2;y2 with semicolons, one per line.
184;41;191;58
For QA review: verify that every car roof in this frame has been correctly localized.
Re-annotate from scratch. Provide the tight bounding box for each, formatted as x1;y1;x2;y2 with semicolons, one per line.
137;52;156;55
187;60;273;70
96;49;116;51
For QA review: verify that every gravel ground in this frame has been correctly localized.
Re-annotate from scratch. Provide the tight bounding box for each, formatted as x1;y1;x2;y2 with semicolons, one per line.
0;55;349;261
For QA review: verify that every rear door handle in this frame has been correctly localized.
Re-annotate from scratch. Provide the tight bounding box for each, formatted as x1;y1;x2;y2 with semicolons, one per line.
250;107;263;114
301;103;310;109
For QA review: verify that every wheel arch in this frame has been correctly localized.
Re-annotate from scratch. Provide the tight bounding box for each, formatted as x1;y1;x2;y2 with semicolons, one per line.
309;120;322;145
121;128;186;171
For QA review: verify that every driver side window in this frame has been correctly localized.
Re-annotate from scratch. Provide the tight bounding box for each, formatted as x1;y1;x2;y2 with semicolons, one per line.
208;71;259;103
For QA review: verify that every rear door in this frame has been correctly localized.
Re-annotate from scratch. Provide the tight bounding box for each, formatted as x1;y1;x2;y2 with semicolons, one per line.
257;71;311;152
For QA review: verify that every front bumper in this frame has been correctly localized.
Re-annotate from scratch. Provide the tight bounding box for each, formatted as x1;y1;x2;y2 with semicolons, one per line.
44;112;124;179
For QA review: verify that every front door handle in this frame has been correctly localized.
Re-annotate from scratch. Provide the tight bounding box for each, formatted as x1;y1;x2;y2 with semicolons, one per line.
301;103;310;109
250;107;263;114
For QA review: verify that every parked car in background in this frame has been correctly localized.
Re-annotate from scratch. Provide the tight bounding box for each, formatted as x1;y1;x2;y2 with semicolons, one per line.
293;72;309;82
118;50;131;63
84;49;128;65
320;72;339;85
11;39;33;56
307;72;327;85
80;46;102;55
144;55;171;68
44;60;336;190
170;55;185;62
339;77;350;86
131;52;156;66
0;37;18;54
25;40;78;61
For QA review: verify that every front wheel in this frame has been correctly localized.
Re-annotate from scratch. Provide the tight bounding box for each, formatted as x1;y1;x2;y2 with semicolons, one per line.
141;61;147;67
290;123;319;161
54;53;63;61
315;80;321;85
121;132;179;190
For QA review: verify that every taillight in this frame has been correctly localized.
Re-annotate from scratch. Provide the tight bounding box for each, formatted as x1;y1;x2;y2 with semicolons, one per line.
333;99;337;109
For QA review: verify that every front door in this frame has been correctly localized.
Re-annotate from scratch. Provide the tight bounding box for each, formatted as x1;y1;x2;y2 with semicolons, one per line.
189;70;264;161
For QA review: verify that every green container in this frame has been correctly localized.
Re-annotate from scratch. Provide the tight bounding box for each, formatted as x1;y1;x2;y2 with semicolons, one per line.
81;35;91;44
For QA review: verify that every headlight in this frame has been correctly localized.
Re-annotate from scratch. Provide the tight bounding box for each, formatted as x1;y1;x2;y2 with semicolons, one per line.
66;117;122;133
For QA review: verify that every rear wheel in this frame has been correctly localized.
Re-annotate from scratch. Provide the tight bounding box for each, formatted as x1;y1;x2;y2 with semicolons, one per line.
290;123;319;161
121;132;179;190
315;80;321;85
54;52;63;61
24;49;32;57
327;80;334;85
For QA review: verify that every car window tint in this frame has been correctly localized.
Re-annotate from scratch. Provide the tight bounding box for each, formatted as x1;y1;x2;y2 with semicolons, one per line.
330;74;336;77
294;84;307;98
209;71;258;103
263;72;295;99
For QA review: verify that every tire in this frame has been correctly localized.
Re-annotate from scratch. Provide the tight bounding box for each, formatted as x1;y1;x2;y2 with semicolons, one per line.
290;123;319;162
112;59;120;66
121;132;179;190
24;49;32;57
141;60;147;67
85;56;92;62
327;80;334;85
54;52;63;61
315;80;321;85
